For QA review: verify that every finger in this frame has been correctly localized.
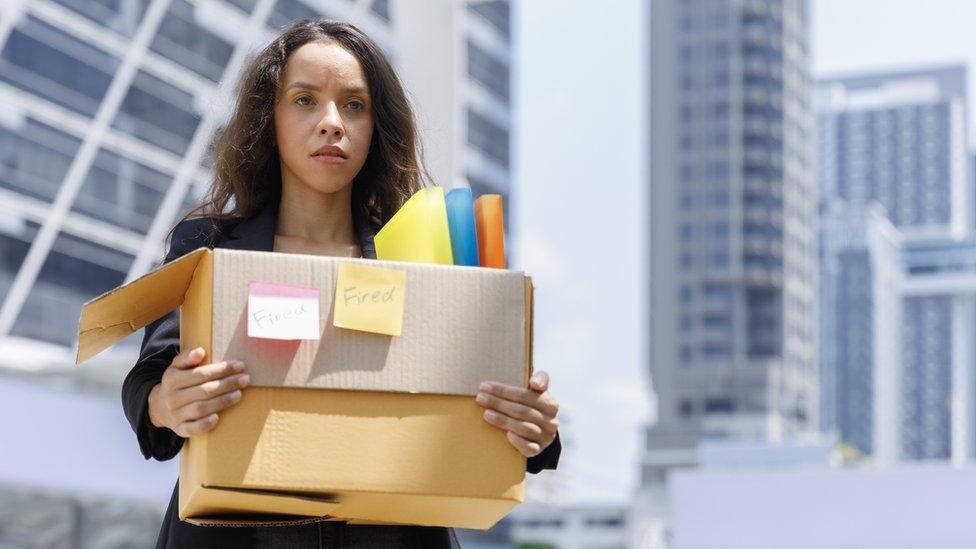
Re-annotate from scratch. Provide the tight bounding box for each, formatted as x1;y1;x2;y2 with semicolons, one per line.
171;360;245;390
529;371;550;393
171;373;250;409
176;414;220;438
506;431;541;458
172;347;206;370
480;381;558;417
177;389;243;423
476;391;546;425
483;409;543;441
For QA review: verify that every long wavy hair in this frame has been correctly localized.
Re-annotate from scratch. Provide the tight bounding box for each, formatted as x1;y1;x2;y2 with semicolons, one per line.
183;19;427;233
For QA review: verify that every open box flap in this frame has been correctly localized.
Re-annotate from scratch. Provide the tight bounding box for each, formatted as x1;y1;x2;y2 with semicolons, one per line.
75;247;210;364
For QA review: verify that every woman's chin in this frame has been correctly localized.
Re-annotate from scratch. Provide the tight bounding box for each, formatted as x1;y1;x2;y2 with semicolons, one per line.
289;178;353;197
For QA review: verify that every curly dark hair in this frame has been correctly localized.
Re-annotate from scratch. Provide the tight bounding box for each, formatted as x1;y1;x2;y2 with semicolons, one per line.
183;18;427;231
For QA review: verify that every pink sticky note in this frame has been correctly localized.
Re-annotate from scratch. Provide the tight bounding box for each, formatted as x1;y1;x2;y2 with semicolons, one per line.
247;281;320;340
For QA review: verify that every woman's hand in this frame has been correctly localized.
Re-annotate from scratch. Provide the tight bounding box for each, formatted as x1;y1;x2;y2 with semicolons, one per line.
147;347;250;438
475;371;560;457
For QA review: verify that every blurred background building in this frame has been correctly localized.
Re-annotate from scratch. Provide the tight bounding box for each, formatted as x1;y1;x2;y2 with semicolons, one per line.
0;0;518;545
642;0;816;542
641;1;976;545
817;65;973;466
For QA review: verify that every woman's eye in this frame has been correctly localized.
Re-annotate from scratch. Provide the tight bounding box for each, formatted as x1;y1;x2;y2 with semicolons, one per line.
347;100;365;111
295;95;313;106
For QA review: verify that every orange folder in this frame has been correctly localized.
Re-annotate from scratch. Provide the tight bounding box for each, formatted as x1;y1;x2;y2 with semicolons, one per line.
473;194;506;269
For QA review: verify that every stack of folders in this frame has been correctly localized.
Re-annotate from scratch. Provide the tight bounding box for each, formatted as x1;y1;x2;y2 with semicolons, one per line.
375;187;507;268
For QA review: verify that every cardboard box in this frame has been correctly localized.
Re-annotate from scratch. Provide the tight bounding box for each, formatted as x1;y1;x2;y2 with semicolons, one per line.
76;248;534;529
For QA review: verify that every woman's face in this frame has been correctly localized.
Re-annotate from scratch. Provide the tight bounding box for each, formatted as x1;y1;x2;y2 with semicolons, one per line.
273;40;374;196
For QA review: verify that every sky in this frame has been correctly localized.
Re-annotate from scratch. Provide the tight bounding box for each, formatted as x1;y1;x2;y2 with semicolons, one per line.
514;0;649;505
514;0;976;505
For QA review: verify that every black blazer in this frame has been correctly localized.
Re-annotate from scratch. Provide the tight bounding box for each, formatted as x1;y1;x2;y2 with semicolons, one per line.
121;196;561;548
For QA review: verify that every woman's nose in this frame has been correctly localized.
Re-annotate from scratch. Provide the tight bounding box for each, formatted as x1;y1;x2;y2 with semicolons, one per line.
317;103;344;138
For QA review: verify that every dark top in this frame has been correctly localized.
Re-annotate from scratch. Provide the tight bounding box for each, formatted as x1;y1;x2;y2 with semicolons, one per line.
121;196;561;548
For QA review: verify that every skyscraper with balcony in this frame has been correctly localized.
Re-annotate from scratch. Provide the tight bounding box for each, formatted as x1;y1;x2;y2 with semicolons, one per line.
0;0;513;544
644;0;816;522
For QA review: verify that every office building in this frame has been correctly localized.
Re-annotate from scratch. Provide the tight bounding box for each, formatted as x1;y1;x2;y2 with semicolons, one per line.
646;0;816;487
817;66;971;463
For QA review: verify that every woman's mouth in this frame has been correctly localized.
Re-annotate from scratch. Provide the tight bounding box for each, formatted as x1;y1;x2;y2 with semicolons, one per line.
312;154;347;165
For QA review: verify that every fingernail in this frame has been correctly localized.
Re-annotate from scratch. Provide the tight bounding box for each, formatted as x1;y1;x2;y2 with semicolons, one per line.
476;393;488;404
479;382;492;392
231;361;245;371
484;410;496;420
239;374;250;386
230;390;242;400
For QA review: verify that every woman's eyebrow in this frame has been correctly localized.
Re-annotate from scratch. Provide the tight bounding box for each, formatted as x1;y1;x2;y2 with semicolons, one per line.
283;82;369;96
284;81;321;92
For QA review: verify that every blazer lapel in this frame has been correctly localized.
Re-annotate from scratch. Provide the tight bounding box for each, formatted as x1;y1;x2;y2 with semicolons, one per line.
217;194;378;259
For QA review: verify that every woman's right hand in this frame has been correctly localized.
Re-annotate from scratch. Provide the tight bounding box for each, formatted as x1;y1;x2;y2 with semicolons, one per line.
147;347;250;437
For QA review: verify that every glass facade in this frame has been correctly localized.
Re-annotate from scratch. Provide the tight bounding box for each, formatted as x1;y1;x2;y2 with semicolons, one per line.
0;0;399;350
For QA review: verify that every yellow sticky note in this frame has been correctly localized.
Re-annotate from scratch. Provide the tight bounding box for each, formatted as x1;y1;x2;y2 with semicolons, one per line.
333;263;407;336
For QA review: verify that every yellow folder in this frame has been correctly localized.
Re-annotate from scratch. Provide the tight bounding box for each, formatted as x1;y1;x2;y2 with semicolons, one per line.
375;187;455;265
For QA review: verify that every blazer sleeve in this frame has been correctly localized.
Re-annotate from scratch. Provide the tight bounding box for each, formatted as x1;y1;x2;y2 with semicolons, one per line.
527;432;561;474
120;220;211;461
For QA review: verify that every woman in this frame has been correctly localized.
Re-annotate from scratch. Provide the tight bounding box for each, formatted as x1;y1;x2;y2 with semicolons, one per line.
122;19;561;548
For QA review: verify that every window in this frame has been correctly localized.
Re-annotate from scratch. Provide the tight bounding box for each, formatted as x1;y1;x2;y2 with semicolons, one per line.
0;118;81;202
50;0;147;37
703;314;730;330
703;344;731;363
269;0;321;28
468;40;510;103
586;516;625;528
468;0;510;38
71;149;172;234
112;70;200;155
151;0;234;82
467;108;509;166
704;397;734;413
1;16;119;117
370;0;391;23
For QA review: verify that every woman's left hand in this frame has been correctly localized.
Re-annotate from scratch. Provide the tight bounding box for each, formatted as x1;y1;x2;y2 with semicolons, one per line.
476;371;559;457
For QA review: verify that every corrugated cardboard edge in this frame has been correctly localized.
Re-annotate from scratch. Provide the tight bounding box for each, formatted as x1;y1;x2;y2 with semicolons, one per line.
184;489;520;530
180;485;338;526
75;247;210;364
186;516;330;528
524;276;534;387
178;249;215;522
